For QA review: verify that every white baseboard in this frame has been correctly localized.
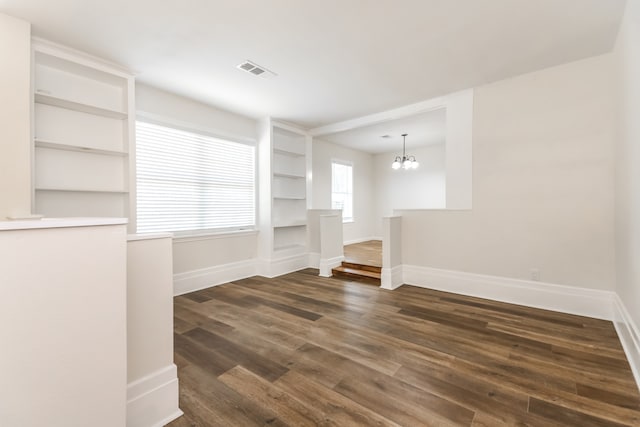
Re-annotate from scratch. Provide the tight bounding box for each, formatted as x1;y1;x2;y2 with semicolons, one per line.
127;364;182;427
402;264;614;320
612;295;640;391
308;252;320;269
344;236;382;245
319;255;344;277
257;253;309;278
380;265;403;290
173;259;257;296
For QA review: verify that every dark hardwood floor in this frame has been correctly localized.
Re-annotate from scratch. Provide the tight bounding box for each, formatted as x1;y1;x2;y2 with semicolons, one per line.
168;269;640;426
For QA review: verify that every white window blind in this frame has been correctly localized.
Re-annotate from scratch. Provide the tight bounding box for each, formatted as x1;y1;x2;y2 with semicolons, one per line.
136;121;256;234
331;161;353;222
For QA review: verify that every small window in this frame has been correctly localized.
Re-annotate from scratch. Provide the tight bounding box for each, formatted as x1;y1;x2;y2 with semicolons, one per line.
136;120;256;234
331;161;353;222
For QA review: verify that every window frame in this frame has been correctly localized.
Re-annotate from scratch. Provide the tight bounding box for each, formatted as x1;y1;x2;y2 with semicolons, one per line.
134;116;258;237
331;159;354;223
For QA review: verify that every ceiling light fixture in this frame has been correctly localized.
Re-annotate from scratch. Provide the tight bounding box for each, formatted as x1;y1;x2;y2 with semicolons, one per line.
391;133;419;170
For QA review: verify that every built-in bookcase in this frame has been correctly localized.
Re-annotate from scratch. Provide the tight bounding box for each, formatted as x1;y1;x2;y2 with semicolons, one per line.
31;39;135;223
271;125;309;253
258;119;311;273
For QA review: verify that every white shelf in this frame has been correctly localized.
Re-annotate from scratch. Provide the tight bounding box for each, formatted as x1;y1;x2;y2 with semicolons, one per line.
273;172;305;179
32;43;133;221
35;187;128;194
273;221;307;228
273;196;306;200
259;119;309;259
35;92;127;120
35;139;128;157
273;148;305;157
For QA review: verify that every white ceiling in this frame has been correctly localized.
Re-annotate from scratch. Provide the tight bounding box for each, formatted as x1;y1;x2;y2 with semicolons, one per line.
322;109;446;154
0;0;626;128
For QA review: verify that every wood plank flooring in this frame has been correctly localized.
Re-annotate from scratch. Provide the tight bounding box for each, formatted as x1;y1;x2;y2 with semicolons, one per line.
168;269;640;426
344;240;382;267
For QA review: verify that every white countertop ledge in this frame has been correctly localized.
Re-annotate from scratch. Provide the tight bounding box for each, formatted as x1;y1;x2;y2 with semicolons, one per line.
0;217;128;231
128;232;173;241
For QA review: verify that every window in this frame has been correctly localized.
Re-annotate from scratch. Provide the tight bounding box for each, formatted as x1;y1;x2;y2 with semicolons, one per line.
135;121;256;234
331;160;353;222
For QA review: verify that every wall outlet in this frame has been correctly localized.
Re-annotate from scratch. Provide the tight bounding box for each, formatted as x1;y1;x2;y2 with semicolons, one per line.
530;268;540;281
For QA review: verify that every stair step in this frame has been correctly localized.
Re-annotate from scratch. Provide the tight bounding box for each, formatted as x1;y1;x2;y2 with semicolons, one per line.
340;261;382;274
332;266;381;280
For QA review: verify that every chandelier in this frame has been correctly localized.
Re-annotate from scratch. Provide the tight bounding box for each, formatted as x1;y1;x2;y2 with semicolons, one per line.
391;133;419;170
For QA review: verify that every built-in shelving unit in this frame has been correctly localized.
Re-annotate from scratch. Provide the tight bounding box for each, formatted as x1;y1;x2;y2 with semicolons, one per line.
272;125;309;254
258;119;312;275
31;39;135;223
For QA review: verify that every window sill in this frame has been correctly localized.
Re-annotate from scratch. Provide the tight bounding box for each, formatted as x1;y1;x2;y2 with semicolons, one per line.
172;228;258;243
343;219;354;224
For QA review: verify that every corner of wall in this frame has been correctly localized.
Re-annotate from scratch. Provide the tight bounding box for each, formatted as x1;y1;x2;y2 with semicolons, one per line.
612;295;640;391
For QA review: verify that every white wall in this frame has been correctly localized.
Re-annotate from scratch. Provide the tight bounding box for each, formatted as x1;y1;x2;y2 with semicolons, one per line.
445;90;474;209
312;138;376;243
135;84;259;279
614;0;640;330
172;232;257;274
373;143;446;235
127;236;174;382
0;221;127;427
0;13;31;219
136;83;257;142
126;234;180;427
401;53;615;290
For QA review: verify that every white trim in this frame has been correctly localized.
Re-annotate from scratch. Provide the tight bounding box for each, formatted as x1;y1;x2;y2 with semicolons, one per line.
172;229;258;244
257;253;309;278
272;120;309;136
308;252;320;269
612;295;640;391
127;233;173;242
402;265;614;320
127;364;182;427
32;37;132;77
0;217;127;230
173;259;257;296
344;236;382;245
380;265;403;290
319;255;345;277
309;96;446;136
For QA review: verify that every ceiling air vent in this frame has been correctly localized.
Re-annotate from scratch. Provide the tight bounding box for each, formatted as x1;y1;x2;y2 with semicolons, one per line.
236;60;277;79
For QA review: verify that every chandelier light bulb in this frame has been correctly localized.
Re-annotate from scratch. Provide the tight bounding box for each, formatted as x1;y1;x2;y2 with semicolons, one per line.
391;133;418;171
